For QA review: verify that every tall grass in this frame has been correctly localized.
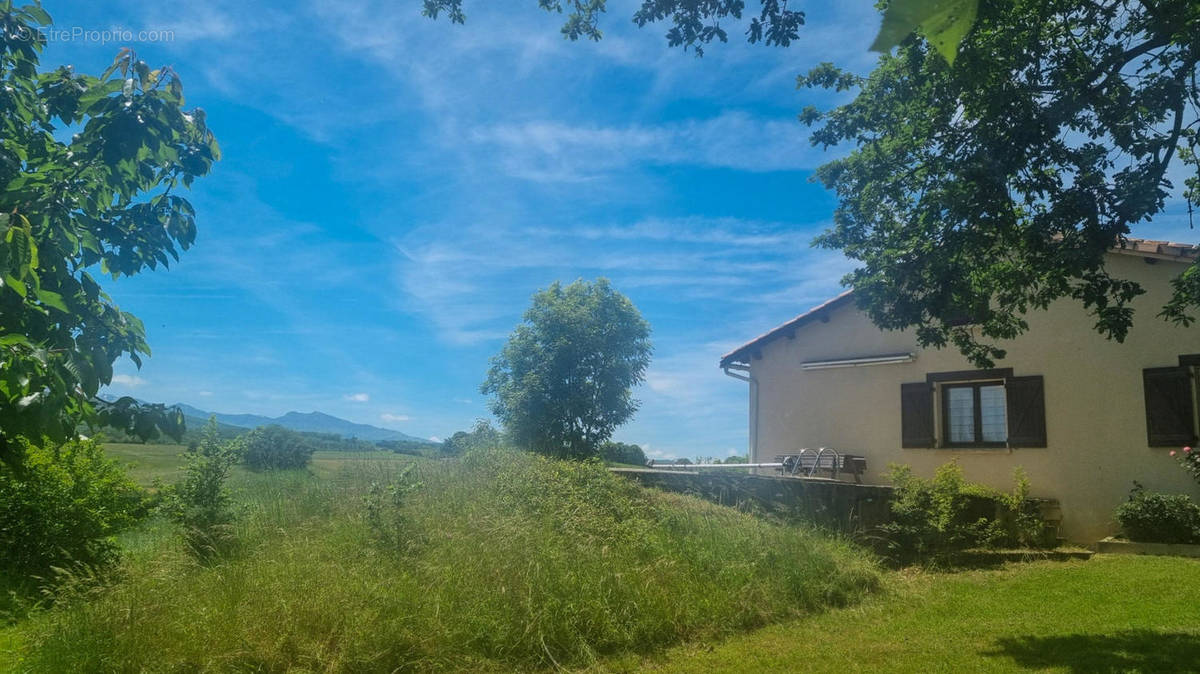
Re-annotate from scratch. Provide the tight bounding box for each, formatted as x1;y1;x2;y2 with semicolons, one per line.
15;449;880;672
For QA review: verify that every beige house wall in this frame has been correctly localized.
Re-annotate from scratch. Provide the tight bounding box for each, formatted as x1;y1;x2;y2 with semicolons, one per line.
745;252;1200;543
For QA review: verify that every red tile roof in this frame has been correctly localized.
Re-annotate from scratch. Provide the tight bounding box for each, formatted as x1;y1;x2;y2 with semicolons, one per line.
718;237;1198;368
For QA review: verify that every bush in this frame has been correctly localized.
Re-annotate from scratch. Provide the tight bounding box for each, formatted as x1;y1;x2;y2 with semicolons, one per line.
0;438;150;579
877;463;1049;565
1115;483;1200;544
159;419;243;559
242;425;314;470
599;440;647;465
1171;446;1200;486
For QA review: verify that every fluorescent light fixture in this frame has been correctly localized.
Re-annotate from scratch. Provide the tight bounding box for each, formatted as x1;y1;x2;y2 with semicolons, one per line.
801;352;915;370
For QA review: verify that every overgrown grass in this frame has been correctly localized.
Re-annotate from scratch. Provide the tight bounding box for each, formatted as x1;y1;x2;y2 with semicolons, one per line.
6;448;879;672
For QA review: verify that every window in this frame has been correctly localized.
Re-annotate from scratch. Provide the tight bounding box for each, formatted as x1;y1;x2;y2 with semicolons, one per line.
900;370;1046;449
1143;355;1200;447
942;382;1008;447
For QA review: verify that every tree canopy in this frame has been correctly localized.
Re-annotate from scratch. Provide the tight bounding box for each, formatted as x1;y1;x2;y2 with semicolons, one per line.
482;279;652;459
803;0;1200;366
0;4;218;461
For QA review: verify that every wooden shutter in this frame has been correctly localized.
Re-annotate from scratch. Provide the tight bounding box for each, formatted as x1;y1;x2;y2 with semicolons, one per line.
901;382;934;448
1005;375;1047;447
1143;367;1196;447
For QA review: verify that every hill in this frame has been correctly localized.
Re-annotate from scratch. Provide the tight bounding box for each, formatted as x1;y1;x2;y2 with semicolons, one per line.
175;404;432;444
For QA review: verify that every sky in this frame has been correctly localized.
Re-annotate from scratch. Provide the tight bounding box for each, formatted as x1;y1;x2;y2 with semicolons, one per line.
39;1;1197;458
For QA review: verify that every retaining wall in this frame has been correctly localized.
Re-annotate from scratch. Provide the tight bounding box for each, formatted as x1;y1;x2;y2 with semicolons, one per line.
611;468;895;533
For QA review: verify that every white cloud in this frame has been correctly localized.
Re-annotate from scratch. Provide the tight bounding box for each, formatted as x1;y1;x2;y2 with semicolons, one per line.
394;216;851;346
471;111;824;181
429;436;442;443
344;392;370;402
380;413;411;423
110;374;147;388
198;390;214;397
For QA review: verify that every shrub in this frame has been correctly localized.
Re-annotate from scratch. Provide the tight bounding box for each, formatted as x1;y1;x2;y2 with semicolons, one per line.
1115;483;1200;544
241;425;314;470
159;419;243;559
1171;446;1200;486
0;438;150;579
599;440;647;465
877;463;1049;565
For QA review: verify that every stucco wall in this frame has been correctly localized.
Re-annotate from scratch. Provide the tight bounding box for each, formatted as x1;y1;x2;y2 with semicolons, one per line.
745;252;1200;543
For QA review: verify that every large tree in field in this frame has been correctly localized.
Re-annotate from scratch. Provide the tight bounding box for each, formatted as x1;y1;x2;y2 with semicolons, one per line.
482;279;652;459
0;3;219;463
426;0;1200;368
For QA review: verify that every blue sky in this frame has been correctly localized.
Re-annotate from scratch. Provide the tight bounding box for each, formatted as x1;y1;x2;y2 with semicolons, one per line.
41;1;1196;457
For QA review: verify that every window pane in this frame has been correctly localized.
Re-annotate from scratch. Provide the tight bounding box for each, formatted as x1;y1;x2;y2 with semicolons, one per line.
947;387;975;443
980;384;1007;442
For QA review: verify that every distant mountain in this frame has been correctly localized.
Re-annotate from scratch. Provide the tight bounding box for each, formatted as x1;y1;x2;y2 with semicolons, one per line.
176;404;433;444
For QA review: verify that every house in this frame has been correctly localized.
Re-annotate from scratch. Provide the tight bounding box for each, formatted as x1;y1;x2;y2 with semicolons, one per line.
719;239;1200;543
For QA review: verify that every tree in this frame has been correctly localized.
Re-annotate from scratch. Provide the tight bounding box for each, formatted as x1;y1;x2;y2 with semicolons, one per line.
440;418;502;455
427;0;1200;368
421;0;805;56
482;279;652;459
802;0;1200;366
242;425;315;470
160;418;241;559
0;4;219;463
599;440;647;466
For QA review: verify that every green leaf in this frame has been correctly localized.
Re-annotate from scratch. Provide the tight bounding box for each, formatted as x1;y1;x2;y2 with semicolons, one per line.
3;275;27;298
870;0;979;65
35;288;69;313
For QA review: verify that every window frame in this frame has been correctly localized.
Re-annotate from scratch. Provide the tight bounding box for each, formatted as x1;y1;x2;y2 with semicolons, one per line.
939;380;1009;449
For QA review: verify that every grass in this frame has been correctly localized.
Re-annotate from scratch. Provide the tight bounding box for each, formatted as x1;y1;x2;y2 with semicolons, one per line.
602;554;1200;673
102;441;416;487
3;447;878;672
10;444;1197;672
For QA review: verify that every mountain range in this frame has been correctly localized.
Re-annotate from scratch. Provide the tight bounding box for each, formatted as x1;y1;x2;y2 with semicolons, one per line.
175;404;432;444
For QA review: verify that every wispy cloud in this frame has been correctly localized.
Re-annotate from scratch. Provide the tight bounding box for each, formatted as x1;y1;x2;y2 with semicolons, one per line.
381;413;411;423
110;374;148;388
471;111;822;181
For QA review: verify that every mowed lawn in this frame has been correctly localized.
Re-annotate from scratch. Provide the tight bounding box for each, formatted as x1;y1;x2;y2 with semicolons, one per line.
606;555;1200;673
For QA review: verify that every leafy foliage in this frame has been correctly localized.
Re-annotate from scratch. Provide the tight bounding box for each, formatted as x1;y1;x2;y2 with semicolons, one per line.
439;418;503;456
599;440;647;465
420;0;805;55
878;463;1050;565
241;424;314;470
0;5;218;462
871;0;979;65
803;0;1200;367
1171;445;1200;487
0;437;150;578
483;279;652;459
1115;483;1200;544
159;418;242;559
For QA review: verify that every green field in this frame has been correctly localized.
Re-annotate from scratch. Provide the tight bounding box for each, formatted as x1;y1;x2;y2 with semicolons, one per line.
103;442;418;486
5;445;1200;672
